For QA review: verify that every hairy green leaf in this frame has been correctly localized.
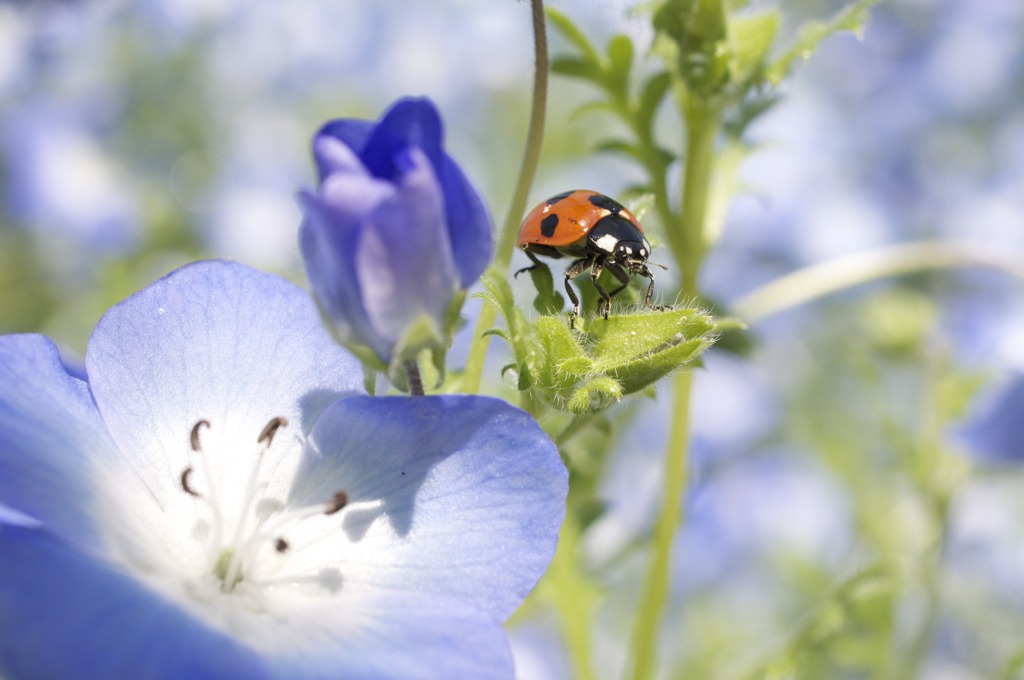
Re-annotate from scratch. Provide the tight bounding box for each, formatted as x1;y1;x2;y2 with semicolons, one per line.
568;377;624;414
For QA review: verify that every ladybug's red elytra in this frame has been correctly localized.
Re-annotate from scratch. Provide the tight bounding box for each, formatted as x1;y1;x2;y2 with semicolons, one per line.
515;189;667;328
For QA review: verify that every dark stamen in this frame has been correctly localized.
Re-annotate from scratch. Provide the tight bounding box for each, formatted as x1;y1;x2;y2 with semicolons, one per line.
181;467;200;497
257;417;288;446
274;537;290;554
324;490;349;515
190;419;211;452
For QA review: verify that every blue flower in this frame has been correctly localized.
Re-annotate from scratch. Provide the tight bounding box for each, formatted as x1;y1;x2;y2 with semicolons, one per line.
956;373;1024;462
299;97;493;369
0;261;566;679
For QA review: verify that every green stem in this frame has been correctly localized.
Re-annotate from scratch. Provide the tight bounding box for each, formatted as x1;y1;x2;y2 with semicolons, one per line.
462;0;548;394
895;517;947;680
731;240;1024;324
542;517;599;680
627;97;720;680
627;370;694;680
893;354;953;680
678;101;720;294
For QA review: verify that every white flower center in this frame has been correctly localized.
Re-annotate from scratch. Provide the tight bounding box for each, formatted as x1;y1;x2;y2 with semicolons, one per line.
164;417;380;608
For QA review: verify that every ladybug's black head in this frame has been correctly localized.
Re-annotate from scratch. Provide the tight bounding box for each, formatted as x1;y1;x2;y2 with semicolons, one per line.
613;239;651;265
589;214;653;266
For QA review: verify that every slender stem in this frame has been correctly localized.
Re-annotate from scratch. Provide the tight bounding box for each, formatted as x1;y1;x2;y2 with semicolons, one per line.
896;511;948;680
677;101;720;294
627;98;720;680
542;516;599;680
404;360;424;396
894;353;952;680
462;0;549;395
627;370;694;680
731;240;1024;324
496;0;548;271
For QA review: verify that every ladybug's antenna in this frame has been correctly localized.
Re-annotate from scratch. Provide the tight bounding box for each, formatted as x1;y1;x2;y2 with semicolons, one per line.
649;260;669;271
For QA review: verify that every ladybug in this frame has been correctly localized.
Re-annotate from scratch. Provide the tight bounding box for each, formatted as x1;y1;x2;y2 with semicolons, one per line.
516;189;666;327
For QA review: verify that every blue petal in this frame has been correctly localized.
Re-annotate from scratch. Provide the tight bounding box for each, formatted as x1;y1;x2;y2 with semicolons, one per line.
303;154;455;359
312;98;492;291
359;98;444;183
437;154;493;287
291;395;568;621
0;335;117;550
299;194;384;358
354;149;458;350
0;503;42;529
0;524;268;680
267;593;514;680
957;373;1024;462
85;261;364;509
314;119;375;180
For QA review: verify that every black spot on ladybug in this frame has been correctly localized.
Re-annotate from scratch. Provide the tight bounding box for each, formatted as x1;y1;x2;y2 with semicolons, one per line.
540;213;559;237
588;193;625;214
546;190;574;206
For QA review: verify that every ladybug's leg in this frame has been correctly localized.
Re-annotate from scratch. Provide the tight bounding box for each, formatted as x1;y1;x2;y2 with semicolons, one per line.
638;264;668;311
564;255;595;329
589;256;613;320
514;250;548;278
604;263;632;302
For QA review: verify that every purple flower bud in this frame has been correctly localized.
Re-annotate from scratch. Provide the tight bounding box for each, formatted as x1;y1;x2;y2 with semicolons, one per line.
299;98;493;366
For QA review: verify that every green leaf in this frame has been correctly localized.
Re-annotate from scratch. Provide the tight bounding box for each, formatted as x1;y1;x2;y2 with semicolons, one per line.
481;328;511;342
568;377;624;414
584;307;715;370
524;307;718;412
767;0;880;86
551;56;605;84
476;267;538;385
588;309;717;394
535;316;586;391
723;90;780;137
998;648;1024;680
443;288;468;341
546;6;602;64
637;71;672;131
705;138;751;246
621;191;657;223
557;356;595;380
524;260;565;315
517;363;535;391
568;99;619;123
752;563;897;679
728;9;780;85
594;138;646;163
479;268;521;335
361;365;378;396
606;34;635;98
613;336;710;394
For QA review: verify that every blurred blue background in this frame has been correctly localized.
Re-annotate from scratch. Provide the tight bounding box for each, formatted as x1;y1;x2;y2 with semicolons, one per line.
3;0;1024;678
